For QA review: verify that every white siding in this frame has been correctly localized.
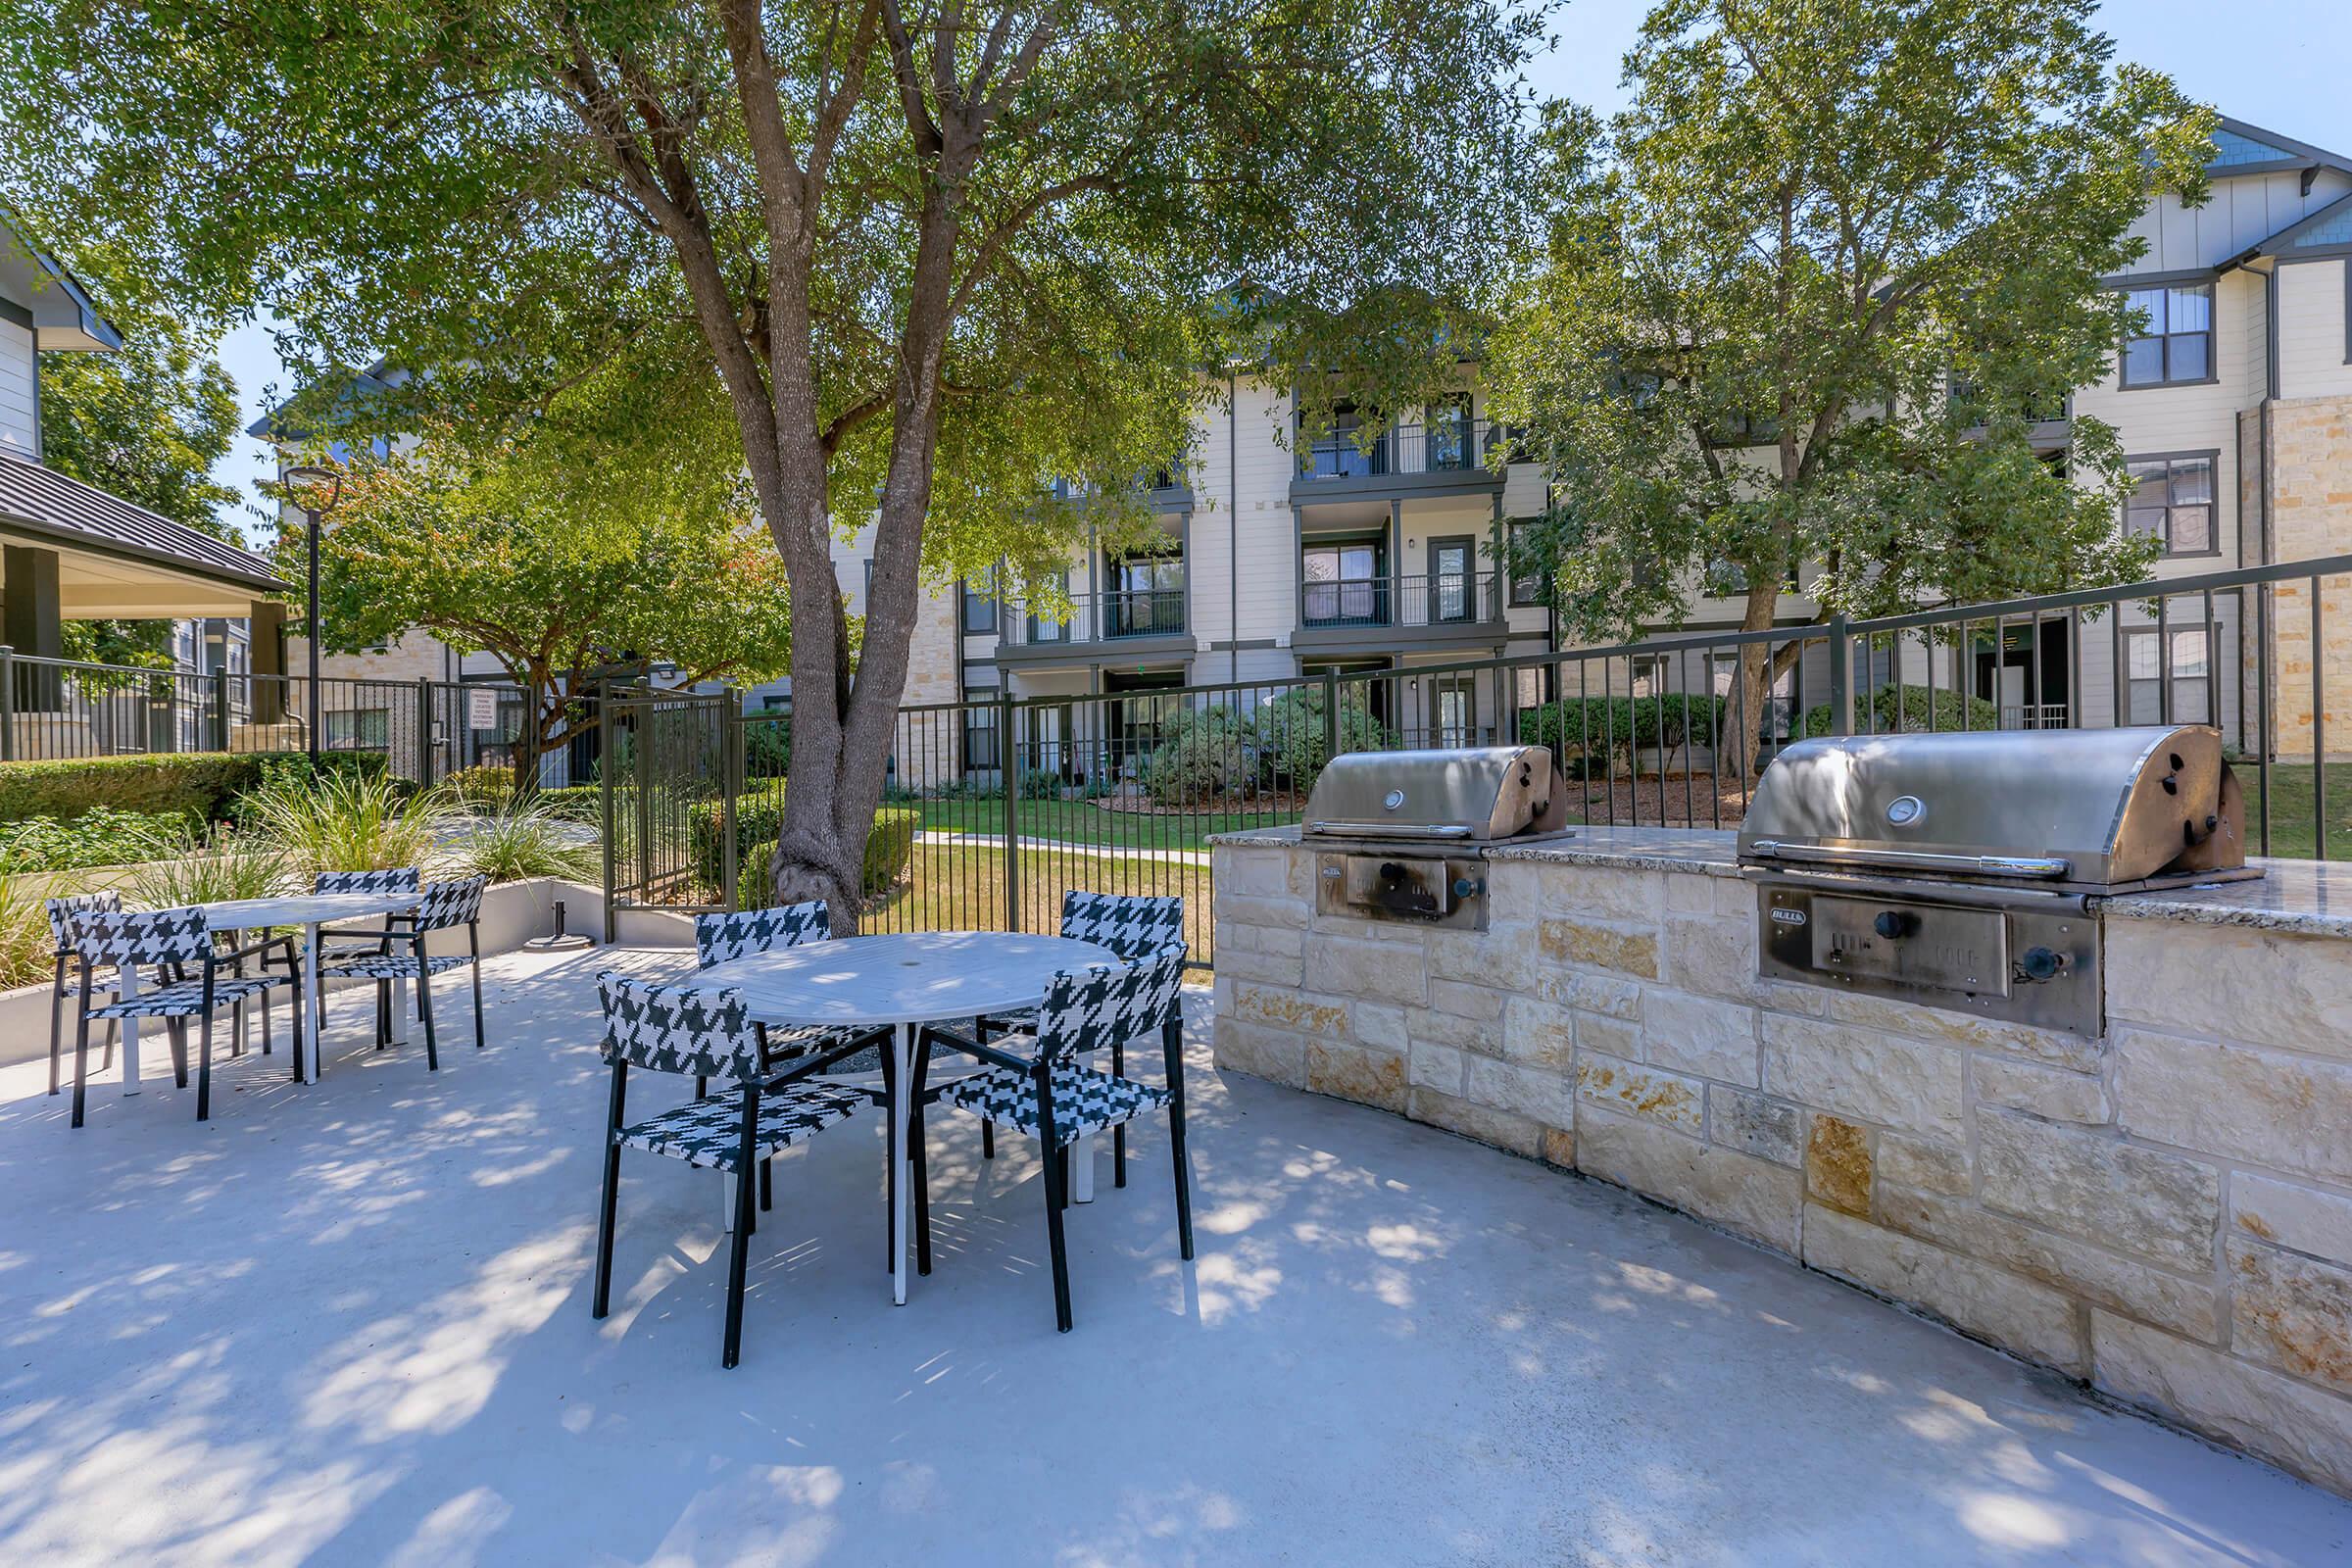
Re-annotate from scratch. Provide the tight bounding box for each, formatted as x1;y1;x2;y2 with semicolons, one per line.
2278;258;2352;400
0;317;34;457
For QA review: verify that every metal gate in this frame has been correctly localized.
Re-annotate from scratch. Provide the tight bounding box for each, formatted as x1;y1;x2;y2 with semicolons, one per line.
602;684;736;935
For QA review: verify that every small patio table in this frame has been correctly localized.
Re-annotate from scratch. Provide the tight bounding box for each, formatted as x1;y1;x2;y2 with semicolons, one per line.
108;890;423;1094
686;930;1119;1305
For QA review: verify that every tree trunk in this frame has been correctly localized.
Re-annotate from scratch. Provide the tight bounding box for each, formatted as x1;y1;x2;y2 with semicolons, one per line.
1731;580;1784;784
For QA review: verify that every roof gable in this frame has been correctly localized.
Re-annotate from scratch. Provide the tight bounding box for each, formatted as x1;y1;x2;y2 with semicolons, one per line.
0;452;283;592
2207;117;2352;179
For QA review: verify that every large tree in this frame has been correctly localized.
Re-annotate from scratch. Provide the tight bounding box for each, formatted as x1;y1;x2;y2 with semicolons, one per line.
4;0;1538;919
295;380;797;789
1488;0;2213;774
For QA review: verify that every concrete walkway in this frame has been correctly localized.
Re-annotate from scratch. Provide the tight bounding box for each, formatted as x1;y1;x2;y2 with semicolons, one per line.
1;950;2345;1566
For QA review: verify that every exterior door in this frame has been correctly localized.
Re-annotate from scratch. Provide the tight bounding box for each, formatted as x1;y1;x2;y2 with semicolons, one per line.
1429;537;1473;623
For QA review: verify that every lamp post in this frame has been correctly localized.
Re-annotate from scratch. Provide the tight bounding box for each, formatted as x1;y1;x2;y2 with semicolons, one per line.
279;465;342;763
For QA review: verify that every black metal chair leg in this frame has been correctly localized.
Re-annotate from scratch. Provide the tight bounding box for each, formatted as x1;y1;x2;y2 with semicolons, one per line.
197;1010;215;1122
166;1018;189;1089
1115;1124;1127;1188
71;999;92;1128
375;980;390;1048
230;998;244;1057
1056;1145;1072;1211
981;1118;994;1159
103;1016;116;1072
289;951;307;1082
721;1092;760;1369
592;1067;627;1319
760;1157;772;1212
1165;1015;1194;1260
416;954;441;1072
1041;1136;1073;1332
877;1044;898;1272
470;926;485;1048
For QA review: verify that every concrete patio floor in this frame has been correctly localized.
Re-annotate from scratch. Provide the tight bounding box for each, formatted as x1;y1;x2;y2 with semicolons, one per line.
2;948;2347;1567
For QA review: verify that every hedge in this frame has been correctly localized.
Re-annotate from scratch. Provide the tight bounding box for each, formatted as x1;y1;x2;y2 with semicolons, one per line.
0;749;389;825
0;807;196;873
1797;683;2002;738
695;795;919;900
1518;695;1729;772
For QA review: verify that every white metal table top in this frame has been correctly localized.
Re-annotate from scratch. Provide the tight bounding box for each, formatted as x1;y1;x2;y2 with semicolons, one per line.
687;931;1120;1025
190;891;422;931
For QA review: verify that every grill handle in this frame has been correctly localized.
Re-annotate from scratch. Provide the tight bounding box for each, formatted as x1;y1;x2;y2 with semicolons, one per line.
1305;820;1475;840
1745;841;2073;879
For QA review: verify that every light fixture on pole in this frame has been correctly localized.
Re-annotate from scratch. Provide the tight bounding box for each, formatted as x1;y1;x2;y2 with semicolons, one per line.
279;465;343;763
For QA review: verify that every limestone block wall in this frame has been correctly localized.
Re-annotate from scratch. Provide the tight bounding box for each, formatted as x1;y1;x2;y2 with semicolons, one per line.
2256;393;2352;761
1210;835;2352;1495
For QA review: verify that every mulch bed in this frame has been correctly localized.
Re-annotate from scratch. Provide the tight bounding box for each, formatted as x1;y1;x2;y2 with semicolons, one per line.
1575;776;1754;829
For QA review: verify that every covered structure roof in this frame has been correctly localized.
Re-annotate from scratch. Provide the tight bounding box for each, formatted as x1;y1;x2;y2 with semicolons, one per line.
0;451;286;616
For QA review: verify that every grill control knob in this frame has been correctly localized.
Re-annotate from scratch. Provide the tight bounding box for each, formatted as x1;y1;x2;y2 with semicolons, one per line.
2020;946;2065;982
1452;876;1486;900
1872;910;1919;941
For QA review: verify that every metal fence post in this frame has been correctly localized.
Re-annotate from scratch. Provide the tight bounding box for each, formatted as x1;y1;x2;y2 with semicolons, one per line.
1;645;16;761
599;680;617;944
1001;689;1020;931
416;677;435;787
1321;667;1340;760
1825;613;1854;736
211;669;231;752
720;687;742;909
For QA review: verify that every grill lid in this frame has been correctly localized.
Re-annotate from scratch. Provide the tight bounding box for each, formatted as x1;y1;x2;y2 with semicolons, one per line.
1738;725;2249;892
1304;746;1571;844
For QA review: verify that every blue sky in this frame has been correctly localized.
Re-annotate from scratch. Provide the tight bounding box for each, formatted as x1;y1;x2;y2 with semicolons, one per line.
204;0;2352;542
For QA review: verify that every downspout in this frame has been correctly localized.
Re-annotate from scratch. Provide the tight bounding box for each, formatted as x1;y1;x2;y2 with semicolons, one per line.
1228;369;1240;684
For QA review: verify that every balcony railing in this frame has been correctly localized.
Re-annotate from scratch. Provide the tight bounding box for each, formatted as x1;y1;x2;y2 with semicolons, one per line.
1000;586;1188;648
1298;570;1503;630
1298;418;1497;483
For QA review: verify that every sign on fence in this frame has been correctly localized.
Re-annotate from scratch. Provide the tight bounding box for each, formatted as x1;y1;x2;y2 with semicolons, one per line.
467;688;500;731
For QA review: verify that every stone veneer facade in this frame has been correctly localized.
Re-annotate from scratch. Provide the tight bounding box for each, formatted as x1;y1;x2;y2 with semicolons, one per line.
2245;393;2352;762
1211;831;2352;1496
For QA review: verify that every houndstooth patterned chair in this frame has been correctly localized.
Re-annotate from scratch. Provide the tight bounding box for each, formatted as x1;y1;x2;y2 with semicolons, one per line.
45;892;122;1098
694;904;896;1084
312;868;421;1042
318;875;489;1068
591;973;865;1368
67;906;305;1127
966;892;1186;1161
922;943;1194;1332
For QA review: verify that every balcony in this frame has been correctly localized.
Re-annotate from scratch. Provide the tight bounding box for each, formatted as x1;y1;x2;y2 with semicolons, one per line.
1293;569;1505;650
1292;417;1507;500
997;585;1192;662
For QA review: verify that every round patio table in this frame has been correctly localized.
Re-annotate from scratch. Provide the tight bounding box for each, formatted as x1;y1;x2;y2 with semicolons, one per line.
687;930;1119;1305
109;890;421;1096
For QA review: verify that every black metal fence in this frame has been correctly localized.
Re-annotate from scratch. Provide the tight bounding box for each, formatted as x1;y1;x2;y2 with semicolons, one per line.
0;651;552;787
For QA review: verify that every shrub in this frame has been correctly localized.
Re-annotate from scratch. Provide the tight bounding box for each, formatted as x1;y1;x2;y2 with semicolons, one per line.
743;714;791;779
442;763;516;809
1797;683;2001;738
534;783;604;822
719;805;919;905
453;797;599;884
0;749;388;825
1145;707;1250;807
1517;694;1729;775
241;770;453;880
1250;688;1388;792
0;875;49;991
688;793;788;890
0;807;197;874
128;832;293;907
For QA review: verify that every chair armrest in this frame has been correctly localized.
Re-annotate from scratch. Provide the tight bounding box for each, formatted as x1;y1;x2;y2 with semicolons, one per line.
920;1025;1036;1075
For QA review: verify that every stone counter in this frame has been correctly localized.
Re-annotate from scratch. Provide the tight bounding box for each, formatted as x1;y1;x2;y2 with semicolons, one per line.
1210;827;2352;1495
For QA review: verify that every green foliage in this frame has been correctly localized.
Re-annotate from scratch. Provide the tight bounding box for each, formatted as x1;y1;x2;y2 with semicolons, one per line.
709;800;918;902
1518;695;1728;776
533;784;604;823
0;750;385;825
1146;707;1252;807
1798;684;2003;738
442;764;516;809
1487;0;2205;647
127;833;292;908
742;716;791;781
451;797;597;885
238;770;451;880
0;807;195;873
1252;688;1390;792
0;876;50;991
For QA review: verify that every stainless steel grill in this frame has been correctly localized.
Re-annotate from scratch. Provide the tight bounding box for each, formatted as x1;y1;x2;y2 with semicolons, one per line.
1737;725;2259;1036
1301;747;1574;929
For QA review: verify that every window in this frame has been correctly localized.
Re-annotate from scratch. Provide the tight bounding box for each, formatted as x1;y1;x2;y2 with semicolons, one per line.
1301;540;1385;624
1507;520;1544;608
961;583;997;635
2126;626;2213;724
2124;454;2217;556
1424;396;1474;470
2121;283;2213;387
325;707;390;750
1299;403;1384;480
962;688;1000;771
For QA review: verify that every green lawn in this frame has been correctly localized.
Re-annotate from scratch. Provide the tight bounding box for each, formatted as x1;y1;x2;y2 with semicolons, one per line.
865;840;1216;957
2244;763;2352;861
913;794;1292;854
